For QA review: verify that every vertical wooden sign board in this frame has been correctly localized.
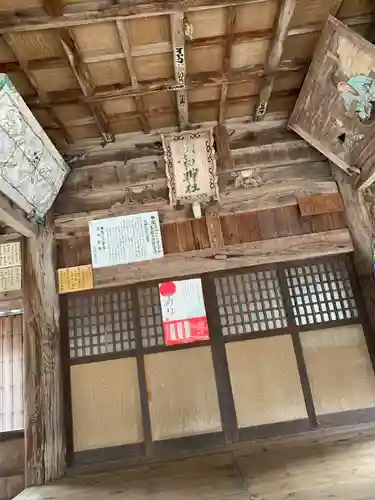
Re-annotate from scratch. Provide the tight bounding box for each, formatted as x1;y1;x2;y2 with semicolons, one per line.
289;17;375;179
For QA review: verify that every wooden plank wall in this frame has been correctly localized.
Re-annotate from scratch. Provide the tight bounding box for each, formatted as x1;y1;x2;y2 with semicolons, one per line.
57;201;347;269
0;314;23;433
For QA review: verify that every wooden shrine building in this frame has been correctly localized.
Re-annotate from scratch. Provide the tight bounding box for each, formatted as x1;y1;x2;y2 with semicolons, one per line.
1;0;375;498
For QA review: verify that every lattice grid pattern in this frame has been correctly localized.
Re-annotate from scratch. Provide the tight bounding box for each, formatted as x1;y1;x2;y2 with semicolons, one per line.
67;289;135;359
137;285;164;348
284;260;358;326
215;270;287;336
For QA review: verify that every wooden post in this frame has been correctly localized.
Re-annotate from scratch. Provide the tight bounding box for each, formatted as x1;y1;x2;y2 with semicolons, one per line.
23;213;65;485
332;165;375;329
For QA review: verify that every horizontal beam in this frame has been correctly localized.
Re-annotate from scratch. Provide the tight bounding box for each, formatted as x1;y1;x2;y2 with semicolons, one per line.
26;63;306;109
55;176;337;234
0;2;371;34
93;229;353;288
0;192;38;238
42;89;298;130
1;14;370;75
0;0;270;33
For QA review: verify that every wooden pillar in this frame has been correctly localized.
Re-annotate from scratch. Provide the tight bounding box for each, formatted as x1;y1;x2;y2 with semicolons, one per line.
332;165;375;329
23;214;65;485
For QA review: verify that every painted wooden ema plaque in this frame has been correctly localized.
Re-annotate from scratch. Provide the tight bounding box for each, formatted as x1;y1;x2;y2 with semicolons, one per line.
89;211;164;268
58;265;94;294
298;193;344;217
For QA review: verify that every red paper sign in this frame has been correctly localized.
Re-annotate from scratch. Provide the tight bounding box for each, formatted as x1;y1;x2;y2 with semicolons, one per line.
159;278;210;346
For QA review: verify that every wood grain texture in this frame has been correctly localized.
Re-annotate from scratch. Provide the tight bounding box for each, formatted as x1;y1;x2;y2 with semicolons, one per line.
23;214;65;485
0;193;37;238
298;192;343;216
254;0;297;120
94;229;353;288
205;209;225;251
170;12;188;128
144;347;222;440
0;314;23;433
289;17;375;176
70;358;143;451
226;336;307;427
14;429;375;500
300;325;375;415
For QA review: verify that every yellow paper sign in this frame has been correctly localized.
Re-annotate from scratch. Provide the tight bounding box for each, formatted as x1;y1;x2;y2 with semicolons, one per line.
0;242;21;268
0;266;22;292
58;265;94;294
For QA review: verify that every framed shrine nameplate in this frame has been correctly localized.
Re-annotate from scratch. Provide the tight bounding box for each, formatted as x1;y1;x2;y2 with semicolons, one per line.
162;130;219;206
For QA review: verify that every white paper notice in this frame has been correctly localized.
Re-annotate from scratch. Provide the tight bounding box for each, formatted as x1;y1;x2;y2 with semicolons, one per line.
89;212;164;268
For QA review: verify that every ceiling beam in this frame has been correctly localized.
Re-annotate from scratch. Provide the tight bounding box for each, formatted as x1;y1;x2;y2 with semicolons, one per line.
26;61;307;108
58;29;115;143
2;33;72;145
116;19;150;133
43;0;64;17
170;13;189;129
330;0;344;17
253;0;297;121
0;192;38;238
0;0;270;33
219;6;236;124
0;14;370;75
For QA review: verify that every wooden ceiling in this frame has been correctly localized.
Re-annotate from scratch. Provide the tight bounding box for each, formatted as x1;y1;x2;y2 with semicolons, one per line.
0;0;373;149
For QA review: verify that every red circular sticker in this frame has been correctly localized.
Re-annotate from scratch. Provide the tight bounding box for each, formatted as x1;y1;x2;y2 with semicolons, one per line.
159;282;176;297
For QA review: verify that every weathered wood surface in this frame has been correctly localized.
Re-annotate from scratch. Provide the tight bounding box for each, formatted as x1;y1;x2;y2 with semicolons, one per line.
93;229;352;288
0;193;37;239
23;215;65;485
297;192;343;216
0;0;370;148
170;12;188;128
13;429;375;500
54;127;328;237
332;165;375;336
0;290;23;312
289;17;375;179
254;0;297;120
205;209;225;250
219;6;236;123
55;175;338;239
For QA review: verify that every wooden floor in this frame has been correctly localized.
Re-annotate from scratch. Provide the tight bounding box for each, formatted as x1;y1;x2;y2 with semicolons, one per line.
15;429;375;500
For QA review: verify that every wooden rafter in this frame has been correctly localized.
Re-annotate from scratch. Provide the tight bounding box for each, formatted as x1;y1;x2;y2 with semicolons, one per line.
2;33;72;145
58;29;115;143
330;0;344;17
26;61;306;109
116;19;150;133
43;0;64;17
0;13;370;76
0;0;272;33
219;6;236;123
253;0;297;121
0;192;38;238
170;13;188;129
